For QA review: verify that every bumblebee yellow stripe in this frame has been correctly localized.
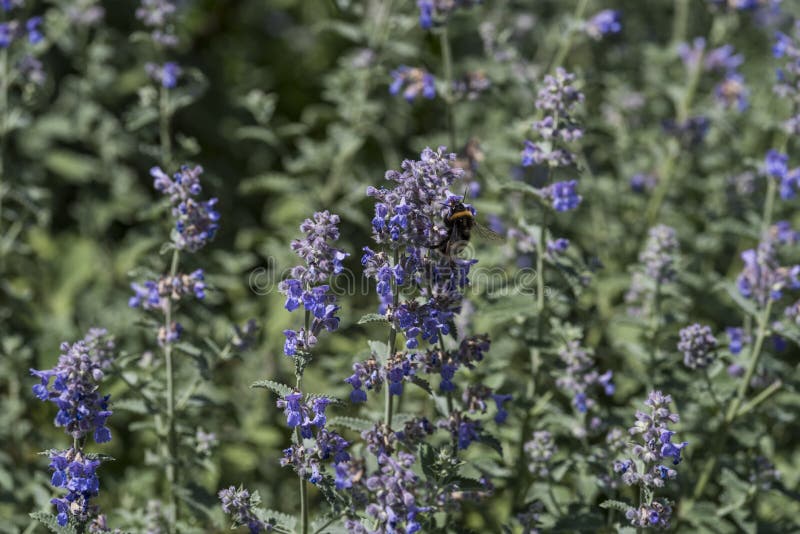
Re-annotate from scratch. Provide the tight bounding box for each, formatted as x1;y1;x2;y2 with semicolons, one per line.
448;210;473;221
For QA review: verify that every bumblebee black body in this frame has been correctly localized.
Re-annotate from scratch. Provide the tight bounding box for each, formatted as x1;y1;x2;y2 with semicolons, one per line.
436;202;475;255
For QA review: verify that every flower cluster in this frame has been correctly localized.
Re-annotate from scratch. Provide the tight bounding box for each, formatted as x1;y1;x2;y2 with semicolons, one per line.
462;384;512;424
345;451;429;533
0;2;43;49
279;210;348;357
0;0;45;89
555;339;615;414
678;323;717;369
524;431;557;478
152;165;220;252
640;224;680;284
48;449;102;528
419;334;491;392
277;392;350;484
416;0;480;30
218;486;272;534
437;410;483;450
129;269;205;310
708;0;782;12
453;71;491;100
630;173;658;194
520;68;585;213
626;225;680;316
345;351;417;403
763;150;800;200
584;10;621;40
389;66;436;102
773;22;800;133
31;329;115;528
613;391;686;529
31;329;115;443
737;222;800;307
136;0;182;88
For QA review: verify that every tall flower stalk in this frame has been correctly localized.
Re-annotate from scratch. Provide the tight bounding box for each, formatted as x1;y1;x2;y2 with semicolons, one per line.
30;329;116;530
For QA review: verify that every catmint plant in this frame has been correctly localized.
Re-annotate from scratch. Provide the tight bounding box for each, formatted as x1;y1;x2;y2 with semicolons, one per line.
228;210;350;534
30;329;115;529
605;391;687;530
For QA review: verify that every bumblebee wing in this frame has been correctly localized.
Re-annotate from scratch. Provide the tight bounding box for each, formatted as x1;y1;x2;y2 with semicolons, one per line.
473;221;504;242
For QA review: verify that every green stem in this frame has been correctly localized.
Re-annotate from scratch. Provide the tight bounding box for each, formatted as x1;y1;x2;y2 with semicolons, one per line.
725;300;773;424
439;26;456;151
295;385;309;534
548;0;590;72
735;379;782;419
159;84;172;169
647;281;661;387
703;367;723;412
694;178;777;498
312;516;337;534
645;45;703;226
164;248;180;532
761;178;777;237
0;47;7;231
384;248;400;429
672;0;690;45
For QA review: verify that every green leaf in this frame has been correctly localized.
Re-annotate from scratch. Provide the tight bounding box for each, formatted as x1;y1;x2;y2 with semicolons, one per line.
719;281;758;318
419;443;437;480
253;507;298;533
449;475;485;492
600;499;632;513
477;432;503;456
251;379;294;397
409;376;433;395
327;416;374;432
113;398;152;415
357;313;389;325
29;511;77;534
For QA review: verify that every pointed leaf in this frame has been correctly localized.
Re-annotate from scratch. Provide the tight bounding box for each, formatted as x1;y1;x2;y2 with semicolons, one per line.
251;379;294;397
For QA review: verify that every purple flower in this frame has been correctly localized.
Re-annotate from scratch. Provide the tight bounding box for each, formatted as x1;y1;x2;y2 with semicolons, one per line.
491;394;512;424
715;72;749;112
145;61;182;88
585;10;621;39
547;180;582;212
26;16;42;44
678;37;706;70
524;431;556;477
726;327;748;355
659;431;689;465
704;44;743;72
417;0;434;28
48;449;103;527
30;329;114;443
678;323;718;369
136;0;179;47
765;149;788;179
219;486;270;533
389;66;436;102
151;165;220;252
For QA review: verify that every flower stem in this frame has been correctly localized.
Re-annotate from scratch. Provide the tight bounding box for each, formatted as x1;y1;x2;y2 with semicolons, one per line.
645;55;702;226
384;248;400;429
163;248;180;532
671;0;690;45
693;178;777;499
548;0;589;72
159;84;172;169
439;25;456;151
0;47;8;232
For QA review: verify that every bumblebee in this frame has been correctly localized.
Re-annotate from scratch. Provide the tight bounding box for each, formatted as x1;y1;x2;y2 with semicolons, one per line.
435;197;502;256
